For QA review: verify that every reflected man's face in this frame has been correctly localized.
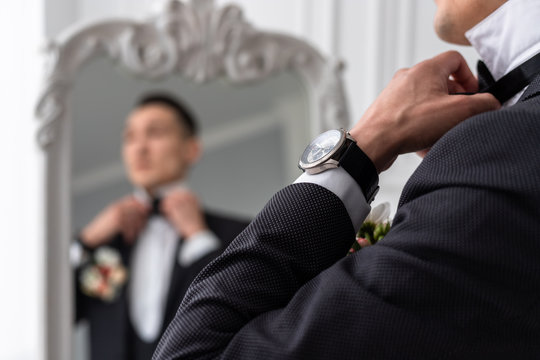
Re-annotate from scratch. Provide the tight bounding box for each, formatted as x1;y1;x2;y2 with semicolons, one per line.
433;0;507;45
122;104;200;192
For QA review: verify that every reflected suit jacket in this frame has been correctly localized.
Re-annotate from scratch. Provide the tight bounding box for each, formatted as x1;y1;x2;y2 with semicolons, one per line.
154;75;540;359
75;211;249;360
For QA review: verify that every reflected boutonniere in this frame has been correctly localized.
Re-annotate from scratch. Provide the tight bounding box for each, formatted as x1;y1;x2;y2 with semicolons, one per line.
349;202;392;254
79;246;128;302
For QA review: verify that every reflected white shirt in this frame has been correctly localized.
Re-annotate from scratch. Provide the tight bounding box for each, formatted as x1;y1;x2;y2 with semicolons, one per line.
129;181;220;342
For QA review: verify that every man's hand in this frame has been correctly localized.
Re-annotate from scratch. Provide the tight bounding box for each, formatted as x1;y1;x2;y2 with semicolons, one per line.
349;51;500;172
80;196;149;248
161;190;208;239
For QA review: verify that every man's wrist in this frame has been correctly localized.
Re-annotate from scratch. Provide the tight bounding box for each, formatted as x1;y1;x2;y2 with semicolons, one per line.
78;232;95;251
79;227;106;250
348;126;387;174
339;136;379;204
183;226;209;240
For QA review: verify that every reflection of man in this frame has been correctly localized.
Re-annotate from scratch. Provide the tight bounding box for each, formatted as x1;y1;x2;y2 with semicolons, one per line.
73;93;249;360
155;0;540;358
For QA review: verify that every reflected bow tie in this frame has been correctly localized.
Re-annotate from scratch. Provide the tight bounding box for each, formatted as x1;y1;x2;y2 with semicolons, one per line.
478;52;540;104
150;197;162;216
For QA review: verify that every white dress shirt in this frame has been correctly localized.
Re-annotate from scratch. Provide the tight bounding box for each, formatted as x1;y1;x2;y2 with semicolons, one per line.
465;0;540;106
296;0;540;225
70;181;221;341
129;180;220;342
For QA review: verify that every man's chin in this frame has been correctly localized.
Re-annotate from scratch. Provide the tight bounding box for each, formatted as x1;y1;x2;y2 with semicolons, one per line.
130;175;158;191
434;23;471;46
129;171;184;192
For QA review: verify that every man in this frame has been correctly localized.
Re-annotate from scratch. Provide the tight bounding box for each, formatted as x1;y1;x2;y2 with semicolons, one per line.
73;93;249;360
155;0;540;358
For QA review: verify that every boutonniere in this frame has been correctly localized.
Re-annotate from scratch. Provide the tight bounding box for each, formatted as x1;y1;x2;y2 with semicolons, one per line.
349;202;392;254
79;246;128;302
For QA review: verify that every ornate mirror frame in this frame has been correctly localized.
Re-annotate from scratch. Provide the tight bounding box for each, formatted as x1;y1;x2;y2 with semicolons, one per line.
35;0;349;358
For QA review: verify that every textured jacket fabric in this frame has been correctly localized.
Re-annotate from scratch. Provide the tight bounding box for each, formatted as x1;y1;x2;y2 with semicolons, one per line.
75;212;249;360
154;75;540;359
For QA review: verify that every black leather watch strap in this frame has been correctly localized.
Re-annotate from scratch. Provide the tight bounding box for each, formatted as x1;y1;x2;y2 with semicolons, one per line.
339;139;379;203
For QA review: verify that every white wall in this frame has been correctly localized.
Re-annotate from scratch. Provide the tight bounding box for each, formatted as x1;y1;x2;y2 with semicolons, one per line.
0;1;45;359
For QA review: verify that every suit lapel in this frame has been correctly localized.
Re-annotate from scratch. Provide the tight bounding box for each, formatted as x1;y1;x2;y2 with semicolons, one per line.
162;237;185;330
160;212;221;331
153;211;244;334
519;73;540;102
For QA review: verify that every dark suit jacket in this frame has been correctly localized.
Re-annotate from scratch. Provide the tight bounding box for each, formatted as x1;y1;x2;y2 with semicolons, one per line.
154;75;540;359
75;211;249;360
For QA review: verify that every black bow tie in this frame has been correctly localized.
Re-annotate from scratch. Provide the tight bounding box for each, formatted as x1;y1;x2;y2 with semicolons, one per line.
478;52;540;104
150;197;162;216
477;60;496;91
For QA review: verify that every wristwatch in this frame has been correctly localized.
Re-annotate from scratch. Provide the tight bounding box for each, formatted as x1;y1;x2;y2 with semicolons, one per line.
299;128;379;203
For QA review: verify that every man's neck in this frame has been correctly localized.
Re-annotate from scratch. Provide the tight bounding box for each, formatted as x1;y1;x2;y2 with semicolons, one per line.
135;179;187;204
465;0;540;81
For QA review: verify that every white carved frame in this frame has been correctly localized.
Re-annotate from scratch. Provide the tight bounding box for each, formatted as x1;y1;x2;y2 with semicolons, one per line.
35;0;349;358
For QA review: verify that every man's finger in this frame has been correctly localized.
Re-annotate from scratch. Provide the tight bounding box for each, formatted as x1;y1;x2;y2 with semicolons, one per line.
447;79;467;94
450;92;501;120
434;51;478;93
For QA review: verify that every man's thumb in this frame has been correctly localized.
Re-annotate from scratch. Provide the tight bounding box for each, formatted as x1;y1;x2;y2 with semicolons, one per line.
467;92;501;116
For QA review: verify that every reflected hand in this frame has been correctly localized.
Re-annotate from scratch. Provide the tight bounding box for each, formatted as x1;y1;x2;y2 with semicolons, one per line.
161;190;207;239
349;51;500;172
80;196;149;248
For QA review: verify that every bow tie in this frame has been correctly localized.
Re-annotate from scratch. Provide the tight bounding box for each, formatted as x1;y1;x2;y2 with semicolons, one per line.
478;52;540;104
150;197;162;216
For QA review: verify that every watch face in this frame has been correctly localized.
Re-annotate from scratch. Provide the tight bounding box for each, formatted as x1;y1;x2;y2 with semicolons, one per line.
300;129;343;168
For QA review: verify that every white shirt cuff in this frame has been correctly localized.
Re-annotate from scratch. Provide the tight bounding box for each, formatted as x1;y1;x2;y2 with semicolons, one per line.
294;167;371;232
178;230;221;267
69;242;85;267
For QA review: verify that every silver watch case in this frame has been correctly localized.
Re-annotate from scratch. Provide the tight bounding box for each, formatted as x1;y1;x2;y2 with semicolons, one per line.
299;129;352;175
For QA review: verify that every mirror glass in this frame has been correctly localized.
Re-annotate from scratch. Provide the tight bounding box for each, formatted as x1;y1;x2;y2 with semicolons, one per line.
70;55;310;359
71;56;310;232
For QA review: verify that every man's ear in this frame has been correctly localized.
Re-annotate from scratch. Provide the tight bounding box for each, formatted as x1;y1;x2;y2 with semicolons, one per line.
185;137;202;165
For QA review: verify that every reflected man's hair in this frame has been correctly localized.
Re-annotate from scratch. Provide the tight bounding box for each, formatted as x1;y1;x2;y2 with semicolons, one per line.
135;92;199;137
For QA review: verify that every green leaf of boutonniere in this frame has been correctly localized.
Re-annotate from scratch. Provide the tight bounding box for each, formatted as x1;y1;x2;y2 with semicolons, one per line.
349;202;392;254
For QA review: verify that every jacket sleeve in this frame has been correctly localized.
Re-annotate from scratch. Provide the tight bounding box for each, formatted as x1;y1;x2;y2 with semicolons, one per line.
154;182;358;359
154;108;540;359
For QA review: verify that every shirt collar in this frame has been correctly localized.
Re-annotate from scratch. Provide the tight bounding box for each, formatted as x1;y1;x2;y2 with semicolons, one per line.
465;0;540;81
133;180;188;205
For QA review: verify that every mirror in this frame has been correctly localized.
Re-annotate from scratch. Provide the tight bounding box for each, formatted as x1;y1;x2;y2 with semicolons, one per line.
36;0;350;359
71;58;309;224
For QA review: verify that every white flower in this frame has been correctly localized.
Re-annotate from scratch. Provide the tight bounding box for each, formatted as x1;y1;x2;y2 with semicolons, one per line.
79;246;128;302
109;267;127;286
80;267;102;292
365;202;391;224
94;246;121;266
